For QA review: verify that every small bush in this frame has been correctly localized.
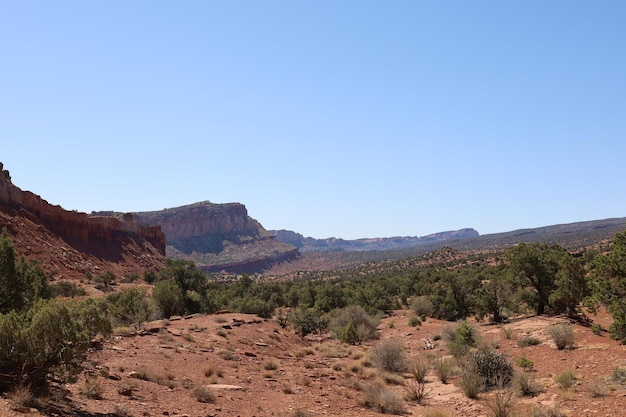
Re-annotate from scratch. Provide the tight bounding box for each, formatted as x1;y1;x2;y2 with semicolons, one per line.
459;362;484;399
548;324;574;350
203;363;223;378
263;359;279;371
8;384;34;408
591;324;603;335
517;337;541;347
500;327;515;340
446;321;478;359
80;376;104;399
516;355;534;372
485;389;515;417
410;296;434;317
409;357;429;384
433;357;455;384
405;379;427;403
513;372;543;397
361;381;405;415
613;366;626;384
408;315;421;327
586;378;608;397
331;305;380;345
192;386;216;403
554;368;576;389
372;339;406;373
470;347;513;388
49;281;86;298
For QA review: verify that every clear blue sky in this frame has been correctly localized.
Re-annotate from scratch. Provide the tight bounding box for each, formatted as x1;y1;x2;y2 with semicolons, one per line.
1;1;625;239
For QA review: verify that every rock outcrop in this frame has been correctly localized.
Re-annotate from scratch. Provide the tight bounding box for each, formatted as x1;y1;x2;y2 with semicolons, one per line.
0;163;166;279
271;228;480;252
114;201;299;274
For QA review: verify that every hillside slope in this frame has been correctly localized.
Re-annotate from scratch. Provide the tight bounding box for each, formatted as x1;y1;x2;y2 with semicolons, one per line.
0;163;166;280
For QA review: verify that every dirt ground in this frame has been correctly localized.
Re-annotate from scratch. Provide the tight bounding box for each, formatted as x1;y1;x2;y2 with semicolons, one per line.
2;309;626;417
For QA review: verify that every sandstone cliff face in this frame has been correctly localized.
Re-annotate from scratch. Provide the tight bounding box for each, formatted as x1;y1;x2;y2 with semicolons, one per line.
0;163;166;279
125;201;299;274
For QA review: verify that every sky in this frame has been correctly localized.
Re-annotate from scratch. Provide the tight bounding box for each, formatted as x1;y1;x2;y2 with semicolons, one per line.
1;1;625;240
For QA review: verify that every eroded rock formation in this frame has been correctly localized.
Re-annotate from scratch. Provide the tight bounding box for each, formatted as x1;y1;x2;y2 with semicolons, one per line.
0;163;166;279
118;201;299;274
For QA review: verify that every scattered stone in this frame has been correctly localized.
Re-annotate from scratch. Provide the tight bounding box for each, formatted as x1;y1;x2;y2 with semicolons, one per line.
206;384;244;391
244;351;257;357
111;345;125;352
167;327;182;336
127;371;141;379
255;342;268;347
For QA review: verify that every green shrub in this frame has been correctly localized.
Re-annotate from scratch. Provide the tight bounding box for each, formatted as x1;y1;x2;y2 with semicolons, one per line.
372;339;406;373
143;270;157;284
469;347;513;388
516;355;534;372
445;321;478;359
330;305;379;345
289;307;328;337
107;287;154;326
591;324;603;335
408;315;421;327
49;281;86;298
0;298;111;391
152;279;185;318
410;296;434;317
548;324;574;350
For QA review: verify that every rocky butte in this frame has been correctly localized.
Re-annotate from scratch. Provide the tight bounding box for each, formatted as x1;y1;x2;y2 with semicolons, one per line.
98;201;299;274
0;162;166;280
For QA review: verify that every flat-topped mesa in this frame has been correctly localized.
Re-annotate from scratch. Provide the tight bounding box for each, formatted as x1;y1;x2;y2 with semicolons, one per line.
125;201;299;274
0;162;166;256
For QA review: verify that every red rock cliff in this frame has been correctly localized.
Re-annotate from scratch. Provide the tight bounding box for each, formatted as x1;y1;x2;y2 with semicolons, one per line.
0;163;166;278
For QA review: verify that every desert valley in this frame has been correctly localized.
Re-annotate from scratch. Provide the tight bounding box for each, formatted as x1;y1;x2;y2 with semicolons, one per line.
1;162;626;417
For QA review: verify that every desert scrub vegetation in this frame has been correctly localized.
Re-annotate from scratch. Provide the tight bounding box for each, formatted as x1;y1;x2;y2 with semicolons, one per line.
410;295;434;318
516;355;534;372
330;305;380;345
485;389;515;417
360;381;405;415
433;357;456;384
554;368;577;389
192;386;216;403
548;324;575;350
443;321;479;359
517;336;541;347
372;339;406;373
80;376;104;399
513;372;543;397
469;347;513;389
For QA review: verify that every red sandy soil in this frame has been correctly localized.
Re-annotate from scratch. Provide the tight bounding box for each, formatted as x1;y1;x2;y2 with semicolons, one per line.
2;309;626;417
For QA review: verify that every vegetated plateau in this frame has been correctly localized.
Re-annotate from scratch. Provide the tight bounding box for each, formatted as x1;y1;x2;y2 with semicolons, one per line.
1;162;626;417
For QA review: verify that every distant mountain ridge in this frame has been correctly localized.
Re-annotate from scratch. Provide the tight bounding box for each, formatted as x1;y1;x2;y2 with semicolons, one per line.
270;228;479;252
